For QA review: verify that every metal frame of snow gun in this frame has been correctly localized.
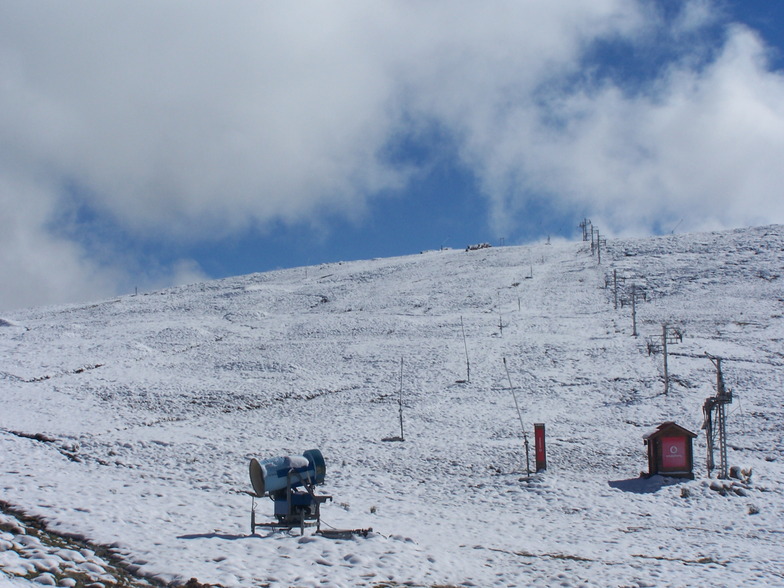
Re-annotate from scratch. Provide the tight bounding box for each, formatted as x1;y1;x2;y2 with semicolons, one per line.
248;450;332;535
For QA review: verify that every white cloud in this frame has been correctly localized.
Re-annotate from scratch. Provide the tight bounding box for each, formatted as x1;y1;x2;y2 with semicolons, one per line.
2;3;402;238
406;7;784;238
671;0;722;37
0;173;119;310
0;1;644;236
2;0;784;309
170;258;210;288
465;23;784;237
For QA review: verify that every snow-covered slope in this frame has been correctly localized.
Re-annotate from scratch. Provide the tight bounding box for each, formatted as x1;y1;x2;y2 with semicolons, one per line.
1;225;783;587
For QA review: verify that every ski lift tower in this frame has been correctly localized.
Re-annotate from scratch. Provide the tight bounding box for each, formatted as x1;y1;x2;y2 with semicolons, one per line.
701;354;733;479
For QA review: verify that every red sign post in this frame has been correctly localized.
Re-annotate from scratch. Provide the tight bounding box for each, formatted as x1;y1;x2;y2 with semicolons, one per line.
534;423;546;472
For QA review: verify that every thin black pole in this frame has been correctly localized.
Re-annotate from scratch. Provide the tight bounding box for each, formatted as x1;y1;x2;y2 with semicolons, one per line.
503;358;530;476
398;357;404;441
460;316;470;383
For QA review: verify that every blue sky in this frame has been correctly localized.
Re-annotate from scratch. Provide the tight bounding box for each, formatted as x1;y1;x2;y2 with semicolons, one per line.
2;1;784;311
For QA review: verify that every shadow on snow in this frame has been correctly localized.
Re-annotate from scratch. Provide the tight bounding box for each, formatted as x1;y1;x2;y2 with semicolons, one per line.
608;475;689;494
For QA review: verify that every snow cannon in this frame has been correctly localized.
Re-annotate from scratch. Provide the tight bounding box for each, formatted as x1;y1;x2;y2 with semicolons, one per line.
248;449;331;535
249;449;326;497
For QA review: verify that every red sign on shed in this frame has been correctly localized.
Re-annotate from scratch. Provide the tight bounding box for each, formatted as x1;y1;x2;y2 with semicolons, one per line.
643;422;697;479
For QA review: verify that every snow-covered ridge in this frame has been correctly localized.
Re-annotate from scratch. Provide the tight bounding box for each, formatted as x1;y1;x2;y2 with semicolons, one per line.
1;225;783;587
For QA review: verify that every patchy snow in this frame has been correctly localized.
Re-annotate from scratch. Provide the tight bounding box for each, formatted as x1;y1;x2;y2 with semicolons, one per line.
1;225;783;587
0;508;152;587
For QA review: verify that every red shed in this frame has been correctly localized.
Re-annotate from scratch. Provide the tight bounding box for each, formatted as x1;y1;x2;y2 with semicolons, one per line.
643;422;697;479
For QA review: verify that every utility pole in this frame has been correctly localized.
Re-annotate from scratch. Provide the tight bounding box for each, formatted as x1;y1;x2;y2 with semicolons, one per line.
597;230;602;264
660;324;683;394
662;324;669;395
613;270;618;310
631;284;638;337
645;324;682;394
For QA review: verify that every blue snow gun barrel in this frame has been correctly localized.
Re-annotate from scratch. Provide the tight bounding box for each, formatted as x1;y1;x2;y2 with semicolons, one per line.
249;449;326;497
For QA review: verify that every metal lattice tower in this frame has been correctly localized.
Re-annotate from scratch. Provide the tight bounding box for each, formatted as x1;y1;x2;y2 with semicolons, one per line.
702;354;732;479
579;218;592;242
